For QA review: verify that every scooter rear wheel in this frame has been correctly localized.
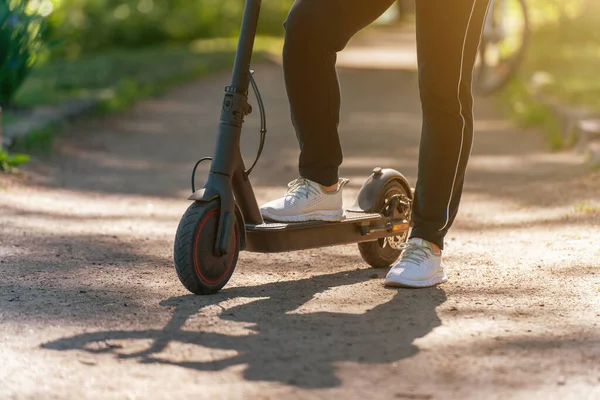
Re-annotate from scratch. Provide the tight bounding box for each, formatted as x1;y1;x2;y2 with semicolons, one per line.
357;181;410;268
174;201;239;295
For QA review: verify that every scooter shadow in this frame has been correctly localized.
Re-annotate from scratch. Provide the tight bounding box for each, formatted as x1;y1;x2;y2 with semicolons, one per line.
43;270;446;389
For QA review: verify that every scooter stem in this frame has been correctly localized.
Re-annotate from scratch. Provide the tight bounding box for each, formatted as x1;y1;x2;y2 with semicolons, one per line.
207;0;263;256
231;0;262;91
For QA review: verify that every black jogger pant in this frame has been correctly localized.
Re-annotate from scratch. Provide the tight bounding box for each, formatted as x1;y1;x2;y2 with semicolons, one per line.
283;0;491;249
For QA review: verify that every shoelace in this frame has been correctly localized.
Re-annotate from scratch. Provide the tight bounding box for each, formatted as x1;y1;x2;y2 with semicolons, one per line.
286;178;320;200
398;241;432;267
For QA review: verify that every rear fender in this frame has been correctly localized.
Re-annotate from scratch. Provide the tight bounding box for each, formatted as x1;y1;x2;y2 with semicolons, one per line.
348;168;412;213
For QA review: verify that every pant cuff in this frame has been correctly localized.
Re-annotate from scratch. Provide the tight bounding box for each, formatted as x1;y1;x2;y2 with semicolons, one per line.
409;226;445;251
299;167;339;187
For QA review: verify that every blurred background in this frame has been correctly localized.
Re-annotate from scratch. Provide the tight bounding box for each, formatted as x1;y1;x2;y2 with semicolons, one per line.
0;0;599;152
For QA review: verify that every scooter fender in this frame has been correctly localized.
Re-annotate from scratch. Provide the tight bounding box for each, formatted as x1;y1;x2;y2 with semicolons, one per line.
187;188;247;251
349;167;413;213
188;187;219;202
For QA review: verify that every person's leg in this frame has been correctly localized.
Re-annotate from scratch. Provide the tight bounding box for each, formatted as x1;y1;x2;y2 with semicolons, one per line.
386;0;490;288
260;0;394;223
410;0;491;250
283;0;395;187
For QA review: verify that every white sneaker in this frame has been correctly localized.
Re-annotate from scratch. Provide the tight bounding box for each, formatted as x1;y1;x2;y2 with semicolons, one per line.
259;177;349;222
384;238;448;288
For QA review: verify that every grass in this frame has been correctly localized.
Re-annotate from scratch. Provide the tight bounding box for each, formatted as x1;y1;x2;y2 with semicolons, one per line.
0;149;30;172
2;111;17;126
502;22;600;149
10;124;57;154
573;201;600;214
2;36;283;156
13;36;283;109
498;20;600;149
523;23;600;111
500;80;564;150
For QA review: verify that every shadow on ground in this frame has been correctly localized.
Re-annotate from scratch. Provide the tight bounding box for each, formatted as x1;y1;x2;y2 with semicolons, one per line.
42;270;446;388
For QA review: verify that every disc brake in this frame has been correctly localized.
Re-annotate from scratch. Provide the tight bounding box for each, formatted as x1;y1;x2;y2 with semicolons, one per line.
382;194;411;249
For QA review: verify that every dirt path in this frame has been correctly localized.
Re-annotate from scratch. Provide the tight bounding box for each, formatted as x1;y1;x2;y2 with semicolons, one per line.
1;28;599;400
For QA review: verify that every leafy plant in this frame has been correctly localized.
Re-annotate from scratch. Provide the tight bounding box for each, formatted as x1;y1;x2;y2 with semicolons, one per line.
0;0;47;107
45;0;292;57
10;124;56;153
0;149;30;172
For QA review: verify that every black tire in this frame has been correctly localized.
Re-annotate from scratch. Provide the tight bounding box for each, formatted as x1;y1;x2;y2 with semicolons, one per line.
357;181;411;269
473;0;529;95
173;201;240;295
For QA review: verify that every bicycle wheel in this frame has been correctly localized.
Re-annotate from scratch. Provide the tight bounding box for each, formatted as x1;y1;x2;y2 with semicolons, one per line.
473;0;529;95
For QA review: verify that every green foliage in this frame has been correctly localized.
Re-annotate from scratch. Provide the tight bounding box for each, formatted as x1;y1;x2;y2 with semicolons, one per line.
573;201;600;213
11;124;56;153
2;110;17;125
93;37;282;114
6;37;281;158
501;80;563;150
497;0;600;149
46;0;292;56
524;22;600;111
0;149;30;171
12;36;281;108
517;0;600;97
0;0;47;106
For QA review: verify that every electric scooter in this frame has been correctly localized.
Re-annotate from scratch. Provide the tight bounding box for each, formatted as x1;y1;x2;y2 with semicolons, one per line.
173;0;414;295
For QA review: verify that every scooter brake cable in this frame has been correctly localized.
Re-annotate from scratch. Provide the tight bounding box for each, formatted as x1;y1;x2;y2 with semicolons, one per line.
245;69;267;175
191;157;212;193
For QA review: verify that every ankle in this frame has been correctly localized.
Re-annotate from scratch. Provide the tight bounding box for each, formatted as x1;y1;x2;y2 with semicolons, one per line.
428;242;441;254
321;183;338;192
412;237;441;254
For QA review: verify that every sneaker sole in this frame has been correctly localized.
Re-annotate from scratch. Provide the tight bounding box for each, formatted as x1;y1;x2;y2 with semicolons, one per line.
261;208;344;223
383;270;448;288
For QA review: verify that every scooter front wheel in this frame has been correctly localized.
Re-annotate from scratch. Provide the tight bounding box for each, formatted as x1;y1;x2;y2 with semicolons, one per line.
174;202;239;295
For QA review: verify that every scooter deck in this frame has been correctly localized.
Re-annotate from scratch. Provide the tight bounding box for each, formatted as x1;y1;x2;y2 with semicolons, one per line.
245;210;407;253
249;210;380;230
